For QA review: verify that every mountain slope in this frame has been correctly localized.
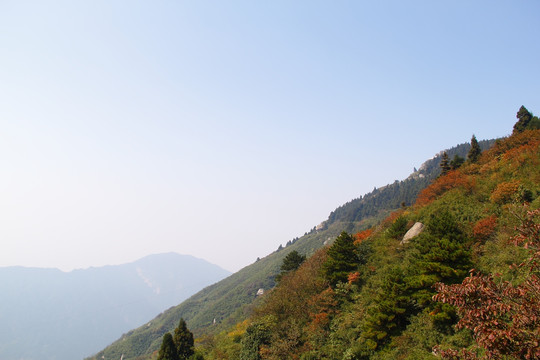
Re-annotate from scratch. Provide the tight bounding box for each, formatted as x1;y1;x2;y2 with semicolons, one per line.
0;253;230;360
200;128;540;359
326;139;495;231
89;138;496;360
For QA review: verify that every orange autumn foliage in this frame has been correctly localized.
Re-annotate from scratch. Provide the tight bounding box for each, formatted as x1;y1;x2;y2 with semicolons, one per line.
347;271;361;284
472;215;497;242
484;129;540;160
307;287;337;324
354;228;374;245
503;142;540;164
490;180;520;204
416;170;474;206
305;287;338;349
381;210;405;226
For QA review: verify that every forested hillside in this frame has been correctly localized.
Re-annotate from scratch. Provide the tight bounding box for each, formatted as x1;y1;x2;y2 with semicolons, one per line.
326;138;495;231
91;106;540;360
90;138;497;360
194;107;540;360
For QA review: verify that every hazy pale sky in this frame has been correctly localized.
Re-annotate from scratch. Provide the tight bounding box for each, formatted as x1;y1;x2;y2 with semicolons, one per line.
1;1;539;272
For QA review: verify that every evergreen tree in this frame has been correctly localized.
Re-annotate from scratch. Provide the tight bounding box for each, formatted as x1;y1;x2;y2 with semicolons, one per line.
386;215;408;239
513;105;533;134
280;250;306;273
173;318;194;360
530;115;540;130
407;211;471;308
467;135;481;163
439;152;451;175
276;250;307;282
361;266;412;349
157;333;178;360
450;154;464;169
322;231;359;286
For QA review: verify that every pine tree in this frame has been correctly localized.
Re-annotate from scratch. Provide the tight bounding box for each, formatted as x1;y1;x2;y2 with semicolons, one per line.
467;134;481;163
322;231;359;286
280;250;306;273
407;210;471;308
439;152;451;175
276;250;306;282
513;105;532;134
450;154;464;170
361;266;412;348
157;333;178;360
173;318;194;360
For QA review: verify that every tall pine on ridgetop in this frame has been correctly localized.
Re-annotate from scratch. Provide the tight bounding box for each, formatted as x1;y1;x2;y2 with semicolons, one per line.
439;152;451;175
513;105;540;133
467;134;481;163
514;105;533;134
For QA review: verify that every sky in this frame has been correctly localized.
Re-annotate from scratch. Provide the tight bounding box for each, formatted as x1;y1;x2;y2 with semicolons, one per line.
1;1;539;273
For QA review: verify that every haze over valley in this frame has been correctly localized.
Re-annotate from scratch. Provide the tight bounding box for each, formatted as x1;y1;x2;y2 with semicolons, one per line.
0;253;229;360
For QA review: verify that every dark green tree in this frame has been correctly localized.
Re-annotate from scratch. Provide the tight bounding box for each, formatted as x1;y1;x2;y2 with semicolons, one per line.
276;250;306;282
439;152;451;175
386;215;408;239
513;105;533;134
157;333;179;360
322;231;359;286
450;154;465;169
530;115;540;130
467;135;481;163
360;266;413;351
280;250;306;273
400;210;472;330
173;318;194;360
407;211;471;306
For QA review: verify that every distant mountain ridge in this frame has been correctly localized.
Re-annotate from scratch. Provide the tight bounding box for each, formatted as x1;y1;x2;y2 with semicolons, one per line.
0;253;230;360
89;138;497;360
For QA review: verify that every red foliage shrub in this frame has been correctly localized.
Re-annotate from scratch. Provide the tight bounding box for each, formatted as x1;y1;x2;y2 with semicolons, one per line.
434;208;540;360
483;129;540;160
472;215;497;242
354;228;374;245
503;142;540;165
416;170;474;206
381;210;404;226
306;287;338;345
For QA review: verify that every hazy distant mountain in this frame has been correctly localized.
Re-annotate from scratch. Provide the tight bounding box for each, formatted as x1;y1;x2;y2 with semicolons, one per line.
0;253;230;360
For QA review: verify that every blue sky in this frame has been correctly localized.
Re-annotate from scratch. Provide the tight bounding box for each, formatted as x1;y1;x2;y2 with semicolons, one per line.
1;1;539;272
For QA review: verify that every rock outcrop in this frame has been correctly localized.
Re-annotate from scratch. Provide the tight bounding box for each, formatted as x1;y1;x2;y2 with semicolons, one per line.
400;222;424;245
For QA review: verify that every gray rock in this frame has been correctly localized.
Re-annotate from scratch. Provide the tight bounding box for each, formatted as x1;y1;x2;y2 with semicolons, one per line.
400;222;424;245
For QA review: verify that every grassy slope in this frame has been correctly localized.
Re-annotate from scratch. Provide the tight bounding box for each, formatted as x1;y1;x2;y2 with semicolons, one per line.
87;139;495;360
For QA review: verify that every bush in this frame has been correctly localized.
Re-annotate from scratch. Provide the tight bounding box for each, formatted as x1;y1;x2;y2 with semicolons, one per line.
472;215;497;242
